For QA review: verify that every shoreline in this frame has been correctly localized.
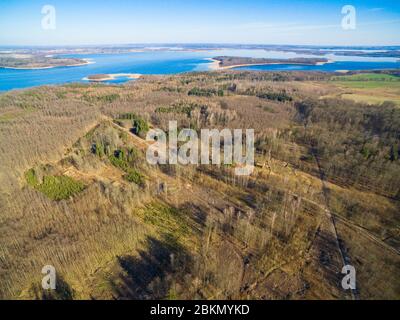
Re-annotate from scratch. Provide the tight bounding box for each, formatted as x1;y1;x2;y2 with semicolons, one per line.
208;58;335;70
206;58;222;70
83;73;142;82
0;58;94;70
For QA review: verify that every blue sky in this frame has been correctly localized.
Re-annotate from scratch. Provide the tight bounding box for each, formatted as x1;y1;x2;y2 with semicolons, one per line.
0;0;399;46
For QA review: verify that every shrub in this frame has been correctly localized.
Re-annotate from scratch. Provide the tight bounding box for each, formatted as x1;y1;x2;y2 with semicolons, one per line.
25;168;39;187
114;113;149;137
257;91;292;102
109;149;144;186
26;173;85;201
125;169;144;186
155;102;201;117
132;117;149;137
109;150;130;171
116;113;136;120
188;87;218;97
92;142;107;157
38;175;85;200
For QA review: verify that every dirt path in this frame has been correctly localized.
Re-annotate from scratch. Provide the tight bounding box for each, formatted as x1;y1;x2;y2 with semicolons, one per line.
311;151;359;300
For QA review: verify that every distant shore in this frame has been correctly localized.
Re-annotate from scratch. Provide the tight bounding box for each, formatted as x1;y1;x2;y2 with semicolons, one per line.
208;57;334;71
0;58;94;70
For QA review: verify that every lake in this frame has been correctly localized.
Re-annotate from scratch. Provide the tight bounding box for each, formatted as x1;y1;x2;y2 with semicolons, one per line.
0;49;399;91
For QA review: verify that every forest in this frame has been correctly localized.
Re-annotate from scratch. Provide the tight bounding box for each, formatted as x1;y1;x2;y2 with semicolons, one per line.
0;70;399;300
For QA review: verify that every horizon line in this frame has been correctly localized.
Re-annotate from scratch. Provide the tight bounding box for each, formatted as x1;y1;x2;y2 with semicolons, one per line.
1;42;400;48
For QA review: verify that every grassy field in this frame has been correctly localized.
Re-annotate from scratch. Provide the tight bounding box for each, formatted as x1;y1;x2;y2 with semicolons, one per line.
330;73;400;105
332;73;400;82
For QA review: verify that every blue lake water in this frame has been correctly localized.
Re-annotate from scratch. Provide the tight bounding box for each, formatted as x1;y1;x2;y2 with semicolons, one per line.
0;51;212;91
0;49;399;91
234;60;400;72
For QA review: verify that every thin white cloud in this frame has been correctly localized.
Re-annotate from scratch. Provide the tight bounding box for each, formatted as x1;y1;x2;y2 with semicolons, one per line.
233;22;299;31
367;8;384;12
360;19;400;26
233;19;400;34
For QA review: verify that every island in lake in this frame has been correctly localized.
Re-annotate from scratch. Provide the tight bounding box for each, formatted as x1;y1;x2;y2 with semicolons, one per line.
211;56;330;69
84;73;142;82
0;53;91;69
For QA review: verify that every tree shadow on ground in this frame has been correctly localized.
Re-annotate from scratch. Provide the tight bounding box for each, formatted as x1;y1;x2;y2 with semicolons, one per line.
110;234;192;300
30;274;75;300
